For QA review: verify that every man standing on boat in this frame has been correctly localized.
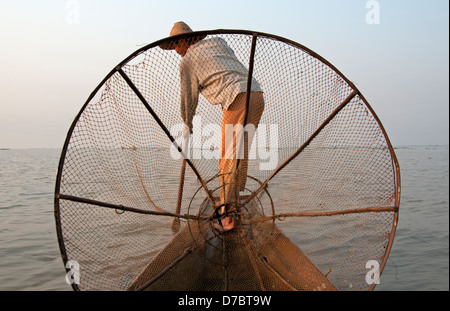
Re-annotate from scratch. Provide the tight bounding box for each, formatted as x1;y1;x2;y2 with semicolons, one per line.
160;22;265;231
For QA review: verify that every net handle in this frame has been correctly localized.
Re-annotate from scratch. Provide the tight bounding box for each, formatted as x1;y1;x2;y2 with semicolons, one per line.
172;134;190;233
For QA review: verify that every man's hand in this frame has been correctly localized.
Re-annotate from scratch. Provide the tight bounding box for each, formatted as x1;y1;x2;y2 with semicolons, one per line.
182;124;192;138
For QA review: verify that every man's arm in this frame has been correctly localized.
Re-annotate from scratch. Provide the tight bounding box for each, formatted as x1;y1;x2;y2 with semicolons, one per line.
180;59;199;132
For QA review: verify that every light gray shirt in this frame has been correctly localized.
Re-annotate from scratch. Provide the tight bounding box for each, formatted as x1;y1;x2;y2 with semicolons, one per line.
179;37;261;129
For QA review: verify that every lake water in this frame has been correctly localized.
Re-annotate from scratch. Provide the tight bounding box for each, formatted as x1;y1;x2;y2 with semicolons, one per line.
0;145;448;291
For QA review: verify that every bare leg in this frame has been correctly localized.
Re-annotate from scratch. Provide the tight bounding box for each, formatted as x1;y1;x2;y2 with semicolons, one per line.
218;92;264;230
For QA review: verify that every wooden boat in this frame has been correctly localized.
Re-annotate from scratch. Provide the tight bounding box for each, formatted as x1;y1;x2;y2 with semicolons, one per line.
128;198;336;291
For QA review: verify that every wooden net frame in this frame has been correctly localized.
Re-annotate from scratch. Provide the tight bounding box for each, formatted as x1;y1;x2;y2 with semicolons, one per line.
54;30;400;291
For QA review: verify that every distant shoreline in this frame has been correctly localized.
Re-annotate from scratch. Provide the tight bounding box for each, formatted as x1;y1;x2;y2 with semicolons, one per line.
0;145;449;151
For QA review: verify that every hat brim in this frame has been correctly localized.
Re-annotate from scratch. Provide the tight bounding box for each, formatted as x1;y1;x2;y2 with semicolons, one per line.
159;34;207;50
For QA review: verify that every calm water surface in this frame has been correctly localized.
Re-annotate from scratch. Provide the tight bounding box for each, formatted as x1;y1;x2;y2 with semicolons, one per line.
0;146;448;291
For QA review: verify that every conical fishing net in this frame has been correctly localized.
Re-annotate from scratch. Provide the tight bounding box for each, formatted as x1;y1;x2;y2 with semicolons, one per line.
54;30;400;291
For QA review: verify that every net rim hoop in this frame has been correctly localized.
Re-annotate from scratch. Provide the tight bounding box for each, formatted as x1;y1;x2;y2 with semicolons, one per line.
54;29;401;291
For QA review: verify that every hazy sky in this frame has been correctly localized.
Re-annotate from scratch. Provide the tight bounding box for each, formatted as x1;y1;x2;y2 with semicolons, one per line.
0;0;448;148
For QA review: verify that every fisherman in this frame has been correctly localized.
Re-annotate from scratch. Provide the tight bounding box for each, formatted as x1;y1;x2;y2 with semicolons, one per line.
160;22;265;231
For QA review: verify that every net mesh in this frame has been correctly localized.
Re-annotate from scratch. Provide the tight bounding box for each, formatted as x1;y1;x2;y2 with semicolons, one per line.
55;31;400;291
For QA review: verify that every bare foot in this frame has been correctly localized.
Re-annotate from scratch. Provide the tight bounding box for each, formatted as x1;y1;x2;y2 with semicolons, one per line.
221;215;235;231
213;202;235;232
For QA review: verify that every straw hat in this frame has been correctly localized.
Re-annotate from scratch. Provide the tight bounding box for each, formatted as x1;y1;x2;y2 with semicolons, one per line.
159;21;206;50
